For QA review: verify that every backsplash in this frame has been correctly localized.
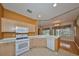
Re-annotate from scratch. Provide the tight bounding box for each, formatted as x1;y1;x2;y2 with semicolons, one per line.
2;32;16;38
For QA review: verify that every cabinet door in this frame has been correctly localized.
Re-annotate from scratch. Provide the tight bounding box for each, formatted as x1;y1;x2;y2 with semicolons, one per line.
1;18;16;32
0;43;15;56
30;39;47;48
28;24;36;32
31;25;36;32
9;43;15;56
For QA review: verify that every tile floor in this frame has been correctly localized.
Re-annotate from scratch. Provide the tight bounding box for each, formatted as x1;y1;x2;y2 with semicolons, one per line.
20;48;76;56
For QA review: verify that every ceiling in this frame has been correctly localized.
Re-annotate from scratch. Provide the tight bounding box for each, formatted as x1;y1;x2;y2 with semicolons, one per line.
2;3;79;25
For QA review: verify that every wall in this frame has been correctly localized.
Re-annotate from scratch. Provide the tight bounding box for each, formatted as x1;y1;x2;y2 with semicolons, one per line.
60;40;79;55
0;4;3;38
74;15;79;47
75;25;79;47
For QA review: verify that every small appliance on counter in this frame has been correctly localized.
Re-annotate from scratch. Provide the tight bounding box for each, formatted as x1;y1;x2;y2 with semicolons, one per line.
16;27;29;56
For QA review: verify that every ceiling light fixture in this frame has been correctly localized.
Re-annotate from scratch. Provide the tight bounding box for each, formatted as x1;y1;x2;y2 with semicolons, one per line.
27;9;32;13
53;3;57;7
54;23;60;26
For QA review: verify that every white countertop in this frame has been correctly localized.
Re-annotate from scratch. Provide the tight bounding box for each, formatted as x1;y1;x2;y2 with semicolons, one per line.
29;35;59;39
0;38;16;43
0;35;59;43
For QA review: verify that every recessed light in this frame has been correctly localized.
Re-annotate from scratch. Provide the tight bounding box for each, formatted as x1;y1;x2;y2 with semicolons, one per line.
53;3;57;7
38;14;41;18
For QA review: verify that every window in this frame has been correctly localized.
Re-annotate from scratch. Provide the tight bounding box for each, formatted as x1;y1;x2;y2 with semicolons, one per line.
51;25;74;37
42;29;50;35
61;27;74;37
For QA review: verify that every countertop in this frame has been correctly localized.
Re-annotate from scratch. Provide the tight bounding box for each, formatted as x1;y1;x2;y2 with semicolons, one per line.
0;38;16;43
29;35;59;39
0;35;59;43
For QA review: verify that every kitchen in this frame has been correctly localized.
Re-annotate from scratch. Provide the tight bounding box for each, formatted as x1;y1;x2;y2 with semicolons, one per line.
0;3;79;56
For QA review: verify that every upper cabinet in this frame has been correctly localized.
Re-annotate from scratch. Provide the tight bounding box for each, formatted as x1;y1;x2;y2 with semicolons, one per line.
27;24;36;32
1;18;16;32
1;18;36;32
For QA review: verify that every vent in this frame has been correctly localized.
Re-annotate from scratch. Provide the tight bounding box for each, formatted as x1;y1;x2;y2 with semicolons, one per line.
27;9;32;13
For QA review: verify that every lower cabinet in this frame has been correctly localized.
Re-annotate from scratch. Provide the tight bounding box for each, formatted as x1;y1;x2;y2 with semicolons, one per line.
30;38;60;51
0;42;15;56
30;39;47;48
55;38;60;51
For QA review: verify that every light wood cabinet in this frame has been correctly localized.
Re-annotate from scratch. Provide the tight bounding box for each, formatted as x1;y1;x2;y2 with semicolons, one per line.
1;18;16;32
0;42;15;56
27;23;36;32
30;39;47;48
30;37;60;51
1;18;36;32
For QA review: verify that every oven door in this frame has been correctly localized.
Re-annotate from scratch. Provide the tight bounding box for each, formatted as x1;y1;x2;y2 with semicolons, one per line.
16;39;29;55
